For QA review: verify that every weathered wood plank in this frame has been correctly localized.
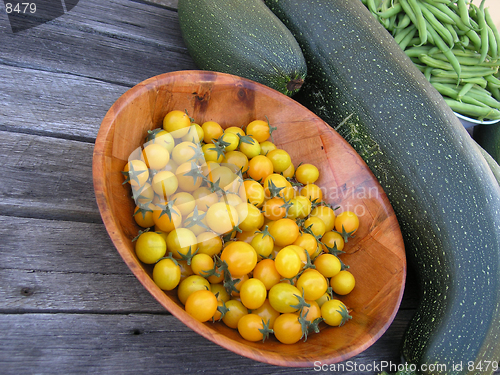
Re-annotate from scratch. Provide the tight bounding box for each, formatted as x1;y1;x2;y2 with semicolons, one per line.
0;130;99;221
0;268;166;313
0;65;127;141
0;216;129;274
0;213;418;314
0;0;197;87
0;266;418;313
0;310;415;374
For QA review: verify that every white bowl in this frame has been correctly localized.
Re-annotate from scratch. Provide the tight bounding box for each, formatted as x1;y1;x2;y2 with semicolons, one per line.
455;112;500;129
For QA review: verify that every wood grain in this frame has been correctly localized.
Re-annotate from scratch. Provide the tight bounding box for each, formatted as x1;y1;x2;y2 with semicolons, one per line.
0;310;414;375
0;0;196;87
0;0;421;372
0;130;99;222
93;70;406;367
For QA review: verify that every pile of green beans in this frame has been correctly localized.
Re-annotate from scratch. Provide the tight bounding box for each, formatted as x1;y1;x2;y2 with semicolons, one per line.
361;0;500;121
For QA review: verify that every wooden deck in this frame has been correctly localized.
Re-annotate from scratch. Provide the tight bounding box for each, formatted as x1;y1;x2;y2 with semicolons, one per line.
1;0;429;373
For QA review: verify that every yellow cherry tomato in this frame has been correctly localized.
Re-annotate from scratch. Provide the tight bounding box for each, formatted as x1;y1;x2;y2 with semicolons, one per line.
220;131;240;152
202;121;224;143
220;241;258;277
181;123;204;143
170;192;195;217
239;278;267;310
152;258;181;291
295;163;319;184
141;143;170;170
266;149;291;173
304;216;327;238
273;313;303;344
206;202;239;235
335;211;360;235
247;155;273;182
300;183;323;202
239;135;261;159
259;140;277;156
151;170;178;198
245;119;270;143
177;274;211;305
196;232;223;257
166;228;198;259
269;218;299;247
330;270;356;295
224;126;245;136
191;253;215;277
314;253;342;278
185;289;218;322
123;159;149;188
163;110;191;137
310;205;336;232
243;179;265;207
175;162;203;192
222;299;248;329
135;231;166;264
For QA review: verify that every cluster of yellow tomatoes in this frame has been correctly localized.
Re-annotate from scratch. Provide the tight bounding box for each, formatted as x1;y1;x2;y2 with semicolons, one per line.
123;109;360;344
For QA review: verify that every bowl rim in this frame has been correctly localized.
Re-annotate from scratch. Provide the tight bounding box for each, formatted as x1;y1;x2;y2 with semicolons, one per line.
92;70;406;367
454;111;500;126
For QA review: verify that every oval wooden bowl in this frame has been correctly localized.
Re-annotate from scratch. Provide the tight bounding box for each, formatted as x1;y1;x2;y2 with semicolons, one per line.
93;70;406;367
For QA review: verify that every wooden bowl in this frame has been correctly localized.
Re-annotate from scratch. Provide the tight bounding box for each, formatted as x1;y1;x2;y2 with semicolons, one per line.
93;70;406;367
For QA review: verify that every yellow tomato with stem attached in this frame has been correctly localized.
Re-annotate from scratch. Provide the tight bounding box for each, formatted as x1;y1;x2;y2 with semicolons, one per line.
163;110;191;137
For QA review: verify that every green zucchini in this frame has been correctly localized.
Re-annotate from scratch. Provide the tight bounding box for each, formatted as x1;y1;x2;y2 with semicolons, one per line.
474;123;500;165
264;0;500;373
177;0;307;96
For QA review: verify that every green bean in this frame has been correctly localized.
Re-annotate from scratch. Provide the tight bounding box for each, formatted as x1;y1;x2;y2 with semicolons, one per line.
442;48;490;59
420;3;454;46
487;26;498;60
432;2;471;32
422;0;452;4
469;85;494;97
432;82;485;105
457;82;474;100
485;8;500;58
420;1;455;25
425;23;462;79
409;0;428;45
377;3;403;19
430;52;499;67
400;0;427;45
468;90;500;109
394;25;417;45
443;98;500;120
413;62;428;73
472;1;489;64
430;76;489;88
459;35;470;48
419;54;498;76
465;28;483;50
419;54;453;70
457;0;474;30
424;66;433;81
444;22;460;45
486;74;500;88
432;68;495;79
489;84;500;101
404;45;436;57
395;13;412;31
399;26;418;50
408;37;423;46
366;0;378;14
